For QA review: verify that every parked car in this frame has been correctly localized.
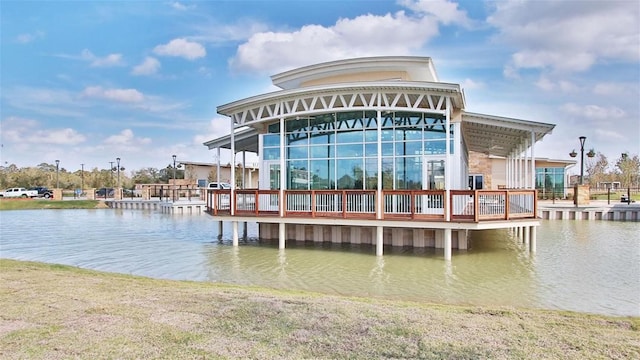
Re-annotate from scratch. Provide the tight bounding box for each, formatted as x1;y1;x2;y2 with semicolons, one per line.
0;187;38;198
29;186;53;199
207;182;231;190
95;188;115;197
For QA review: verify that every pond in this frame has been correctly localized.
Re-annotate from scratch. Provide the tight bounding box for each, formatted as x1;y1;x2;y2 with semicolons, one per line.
1;209;638;317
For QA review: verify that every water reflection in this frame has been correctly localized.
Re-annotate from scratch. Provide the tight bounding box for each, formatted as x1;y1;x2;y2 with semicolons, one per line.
1;210;638;317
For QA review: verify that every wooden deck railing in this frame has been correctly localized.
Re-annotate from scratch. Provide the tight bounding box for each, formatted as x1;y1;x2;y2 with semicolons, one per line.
206;189;537;222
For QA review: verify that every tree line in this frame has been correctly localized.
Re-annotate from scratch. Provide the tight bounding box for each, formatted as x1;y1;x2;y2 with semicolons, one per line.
585;152;640;189
0;163;185;190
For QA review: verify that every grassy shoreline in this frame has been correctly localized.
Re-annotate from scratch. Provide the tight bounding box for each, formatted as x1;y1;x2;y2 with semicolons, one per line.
1;259;638;359
0;199;106;210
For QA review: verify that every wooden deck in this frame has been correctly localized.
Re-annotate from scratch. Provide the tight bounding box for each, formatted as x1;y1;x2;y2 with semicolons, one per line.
205;189;537;223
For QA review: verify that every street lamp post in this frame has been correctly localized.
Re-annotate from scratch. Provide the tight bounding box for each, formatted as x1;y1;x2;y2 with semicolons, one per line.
172;155;177;184
569;136;596;206
55;160;60;188
80;163;84;197
109;161;115;186
111;158;125;198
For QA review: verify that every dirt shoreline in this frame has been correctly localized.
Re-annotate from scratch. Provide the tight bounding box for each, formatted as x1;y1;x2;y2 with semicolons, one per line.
1;259;638;359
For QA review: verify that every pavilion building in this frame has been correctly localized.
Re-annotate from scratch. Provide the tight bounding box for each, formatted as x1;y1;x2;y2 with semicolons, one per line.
204;56;555;259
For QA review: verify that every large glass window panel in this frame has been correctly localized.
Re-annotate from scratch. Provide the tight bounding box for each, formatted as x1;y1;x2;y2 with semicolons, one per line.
381;158;394;190
394;157;422;189
310;159;334;189
337;143;363;158
364;143;378;157
287;160;309;190
364;158;378;190
364;111;377;128
396;128;422;141
381;142;394;156
310;145;333;159
424;140;446;154
286;118;309;132
263;134;280;147
395;141;422;156
287;132;308;146
310;131;333;145
336;159;364;189
262;148;280;161
337;111;364;130
336;130;363;143
364;129;377;142
268;122;280;133
424;129;447;140
381;129;394;141
287;146;308;159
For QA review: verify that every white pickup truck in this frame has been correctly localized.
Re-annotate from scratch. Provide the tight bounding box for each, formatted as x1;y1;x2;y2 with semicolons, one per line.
0;187;39;198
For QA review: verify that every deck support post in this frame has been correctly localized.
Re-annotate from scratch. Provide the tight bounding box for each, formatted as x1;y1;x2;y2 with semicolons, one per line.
218;221;223;236
232;221;238;246
524;226;530;246
279;223;286;249
444;228;452;261
376;226;383;256
530;226;537;253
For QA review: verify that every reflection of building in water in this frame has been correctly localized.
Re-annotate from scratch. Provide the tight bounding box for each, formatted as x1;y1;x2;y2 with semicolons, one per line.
204;57;555;259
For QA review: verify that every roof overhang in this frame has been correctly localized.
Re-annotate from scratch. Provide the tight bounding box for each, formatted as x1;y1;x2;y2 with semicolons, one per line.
461;112;555;157
203;127;259;153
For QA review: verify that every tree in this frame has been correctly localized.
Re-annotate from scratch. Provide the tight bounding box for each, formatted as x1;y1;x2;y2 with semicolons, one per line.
616;153;640;188
586;153;609;188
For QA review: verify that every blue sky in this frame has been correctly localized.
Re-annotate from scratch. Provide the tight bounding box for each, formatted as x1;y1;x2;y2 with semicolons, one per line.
1;0;639;174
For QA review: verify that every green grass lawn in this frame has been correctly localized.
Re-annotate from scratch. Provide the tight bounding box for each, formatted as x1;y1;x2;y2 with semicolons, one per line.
0;199;105;210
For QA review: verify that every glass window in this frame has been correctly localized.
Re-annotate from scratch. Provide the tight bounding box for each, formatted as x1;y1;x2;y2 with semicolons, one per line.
263;148;280;161
336;159;364;189
286;118;309;132
310;131;332;145
287;146;308;159
381;142;394;156
364;129;377;142
364;158;378;190
381;158;394;190
268;122;280;133
287;160;309;190
395;141;422;156
310;159;334;189
396;128;422;141
336;130;363;143
364;111;377;128
310;145;333;159
395;157;422;189
364;143;378;157
263;134;280;147
424;140;446;154
287;132;308;146
337;143;363;158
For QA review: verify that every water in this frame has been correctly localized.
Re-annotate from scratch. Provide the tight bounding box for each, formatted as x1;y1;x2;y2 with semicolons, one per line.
1;209;638;317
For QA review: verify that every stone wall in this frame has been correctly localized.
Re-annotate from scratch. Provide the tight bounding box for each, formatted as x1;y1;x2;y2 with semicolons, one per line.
468;151;492;189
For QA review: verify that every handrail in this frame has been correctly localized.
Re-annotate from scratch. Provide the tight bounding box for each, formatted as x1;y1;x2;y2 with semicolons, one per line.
205;188;538;222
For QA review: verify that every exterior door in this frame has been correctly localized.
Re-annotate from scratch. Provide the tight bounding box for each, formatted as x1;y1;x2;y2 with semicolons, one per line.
423;157;445;190
261;160;280;190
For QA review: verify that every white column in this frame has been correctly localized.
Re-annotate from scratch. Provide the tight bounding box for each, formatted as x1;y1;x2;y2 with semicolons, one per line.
445;98;451;221
376;109;383;219
524;226;530;246
232;221;238;246
530;131;536;190
242;151;246;189
216;148;221;185
279;222;285;249
279;115;286;217
376;226;383;256
230;120;236;215
530;226;537;253
524;138;530;189
444;228;452;260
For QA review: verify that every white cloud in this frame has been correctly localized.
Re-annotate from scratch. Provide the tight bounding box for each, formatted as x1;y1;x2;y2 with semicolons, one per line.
561;103;625;120
82;86;144;103
193;117;231;145
399;0;473;27
535;77;578;92
16;31;44;44
170;2;190;11
231;11;439;73
592;82;628;96
488;1;640;73
460;78;483;90
153;38;206;60
132;57;161;76
104;129;151;146
0;116;85;145
80;49;124;67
